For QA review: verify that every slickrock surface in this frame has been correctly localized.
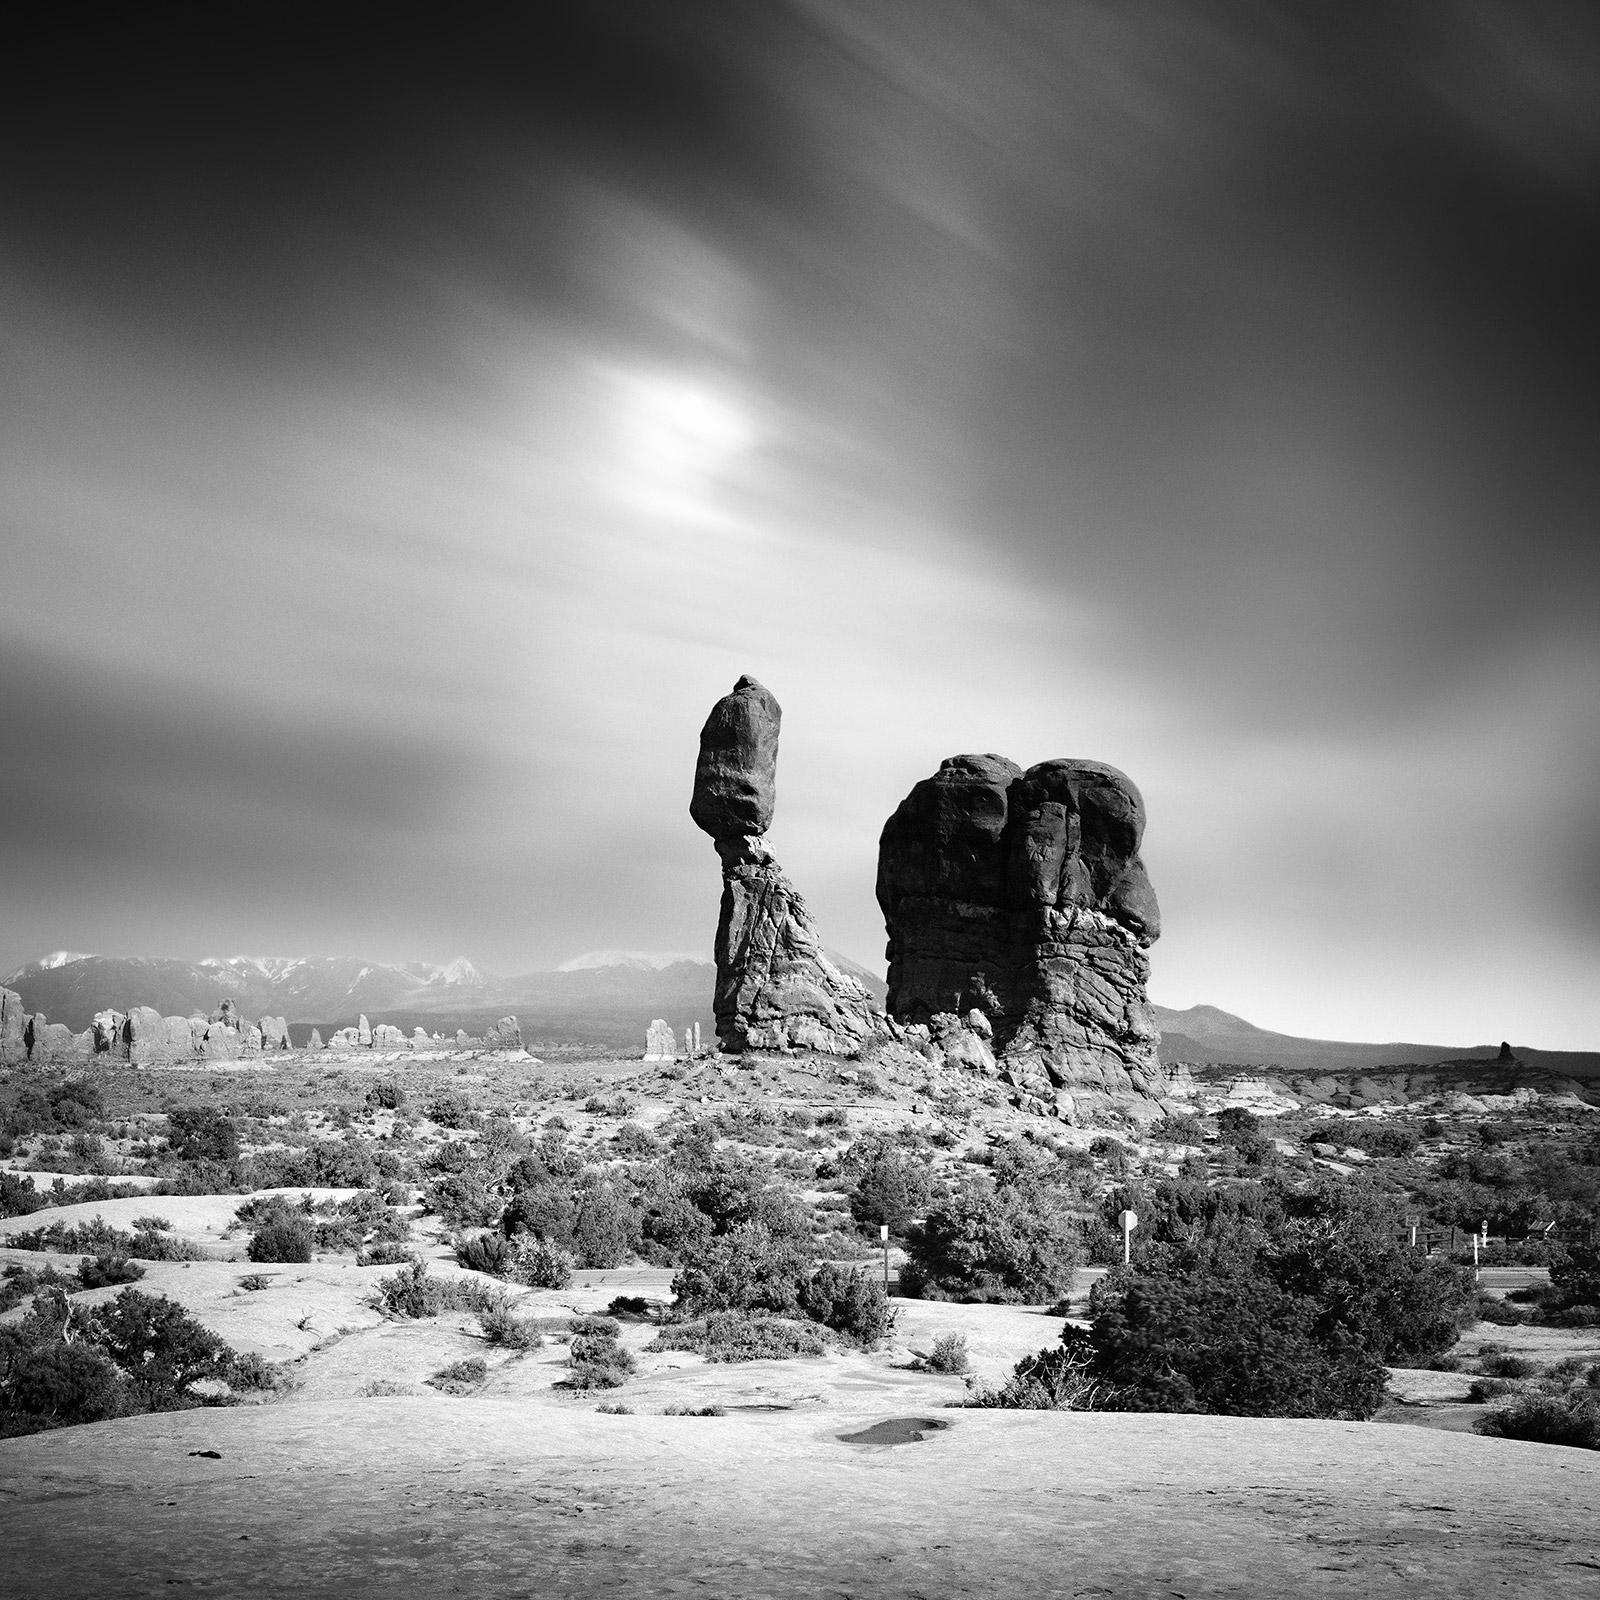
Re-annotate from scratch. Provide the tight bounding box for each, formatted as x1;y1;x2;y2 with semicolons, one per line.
2;1400;1596;1599
691;677;882;1056
878;754;1170;1117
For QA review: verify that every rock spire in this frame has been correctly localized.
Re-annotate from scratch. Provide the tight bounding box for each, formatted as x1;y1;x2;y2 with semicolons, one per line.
691;677;881;1056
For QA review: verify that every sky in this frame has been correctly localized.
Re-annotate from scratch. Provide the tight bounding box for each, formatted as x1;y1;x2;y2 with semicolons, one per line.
2;2;1597;1048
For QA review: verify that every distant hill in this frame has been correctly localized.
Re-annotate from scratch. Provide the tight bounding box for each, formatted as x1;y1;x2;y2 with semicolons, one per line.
5;952;488;1033
1151;1003;1600;1083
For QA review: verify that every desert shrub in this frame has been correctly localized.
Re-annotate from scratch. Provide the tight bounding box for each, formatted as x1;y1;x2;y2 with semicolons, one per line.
226;1351;286;1392
427;1357;488;1394
425;1089;477;1130
510;1237;574;1289
1467;1378;1526;1401
306;1190;411;1253
663;1403;725;1416
377;1259;435;1318
1081;1180;1474;1419
612;1123;660;1158
607;1295;654;1319
478;1307;545;1349
649;1310;827;1363
968;1338;1102;1410
455;1231;515;1277
595;1401;634;1414
922;1332;970;1374
238;1274;273;1291
0;1171;50;1219
1;1341;130;1435
1475;1293;1528;1325
238;1139;389;1192
1087;1264;1386;1417
425;1171;503;1230
82;1288;236;1407
358;1241;415;1266
166;1107;240;1163
562;1316;634;1390
247;1216;314;1264
571;1185;634;1269
903;1175;1083;1303
1480;1352;1537;1378
76;1254;146;1289
797;1263;894;1347
8;1217;204;1262
848;1147;934;1237
0;1263;78;1314
365;1079;406;1111
670;1221;813;1318
1149;1112;1207;1146
1475;1390;1600;1449
374;1260;518;1319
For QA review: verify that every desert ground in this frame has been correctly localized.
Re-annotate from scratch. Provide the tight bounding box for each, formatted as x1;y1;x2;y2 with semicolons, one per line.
3;1046;1598;1597
4;1399;1599;1598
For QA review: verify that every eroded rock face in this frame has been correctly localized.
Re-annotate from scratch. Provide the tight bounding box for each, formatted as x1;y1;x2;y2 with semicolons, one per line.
1;989;29;1065
692;677;882;1056
878;754;1167;1114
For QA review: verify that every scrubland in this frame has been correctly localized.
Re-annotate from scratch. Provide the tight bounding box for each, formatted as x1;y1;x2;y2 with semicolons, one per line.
2;1048;1598;1595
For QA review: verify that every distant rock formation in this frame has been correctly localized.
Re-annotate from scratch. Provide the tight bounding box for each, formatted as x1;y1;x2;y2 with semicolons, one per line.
1;989;27;1065
691;677;882;1057
644;1019;676;1061
482;1017;523;1051
877;754;1168;1117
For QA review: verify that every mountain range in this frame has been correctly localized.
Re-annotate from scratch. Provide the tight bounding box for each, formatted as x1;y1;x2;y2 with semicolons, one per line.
6;951;1596;1078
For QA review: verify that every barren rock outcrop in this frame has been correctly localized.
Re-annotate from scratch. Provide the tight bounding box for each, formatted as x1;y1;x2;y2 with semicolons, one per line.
692;677;882;1056
2;989;29;1065
878;754;1168;1116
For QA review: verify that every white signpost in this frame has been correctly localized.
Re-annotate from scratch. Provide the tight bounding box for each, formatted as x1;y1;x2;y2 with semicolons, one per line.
1119;1208;1139;1265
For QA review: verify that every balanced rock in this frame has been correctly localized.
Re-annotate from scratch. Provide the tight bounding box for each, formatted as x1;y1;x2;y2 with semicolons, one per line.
878;754;1168;1116
691;677;882;1056
644;1019;676;1061
308;1029;325;1050
371;1023;407;1050
690;675;781;839
358;1014;373;1047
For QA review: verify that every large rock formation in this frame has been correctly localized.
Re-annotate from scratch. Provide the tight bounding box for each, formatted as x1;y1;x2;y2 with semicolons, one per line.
877;754;1167;1116
692;676;882;1056
1;989;28;1065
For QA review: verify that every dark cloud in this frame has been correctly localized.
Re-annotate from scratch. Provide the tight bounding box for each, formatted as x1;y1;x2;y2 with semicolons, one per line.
1;2;1596;1043
0;640;479;868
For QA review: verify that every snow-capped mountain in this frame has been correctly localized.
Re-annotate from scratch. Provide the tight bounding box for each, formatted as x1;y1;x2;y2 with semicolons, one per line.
5;952;487;1030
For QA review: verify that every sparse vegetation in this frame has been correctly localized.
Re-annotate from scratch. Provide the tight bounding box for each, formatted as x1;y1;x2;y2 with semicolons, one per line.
649;1311;827;1363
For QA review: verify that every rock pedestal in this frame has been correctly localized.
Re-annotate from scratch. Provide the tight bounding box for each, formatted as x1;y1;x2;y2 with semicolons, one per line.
878;753;1169;1116
691;677;882;1057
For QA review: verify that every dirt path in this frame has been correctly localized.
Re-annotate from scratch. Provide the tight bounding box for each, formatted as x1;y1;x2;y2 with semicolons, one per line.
3;1399;1597;1598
